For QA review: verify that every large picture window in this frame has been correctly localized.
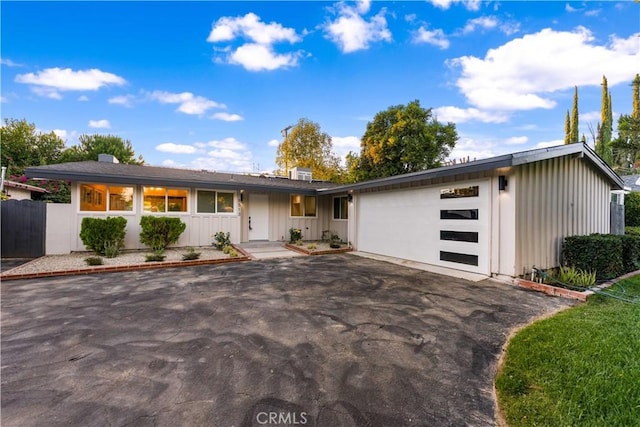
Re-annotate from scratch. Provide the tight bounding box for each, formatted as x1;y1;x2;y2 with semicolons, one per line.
196;190;236;214
143;187;188;213
291;195;316;217
80;184;134;212
333;196;348;220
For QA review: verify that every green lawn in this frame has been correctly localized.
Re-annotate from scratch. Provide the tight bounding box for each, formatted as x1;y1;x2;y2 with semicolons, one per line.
495;275;640;427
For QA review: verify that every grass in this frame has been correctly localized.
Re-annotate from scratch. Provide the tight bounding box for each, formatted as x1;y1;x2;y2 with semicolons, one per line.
495;275;640;427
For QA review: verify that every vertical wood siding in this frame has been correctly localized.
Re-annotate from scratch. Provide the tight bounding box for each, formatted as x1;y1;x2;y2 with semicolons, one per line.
515;157;610;275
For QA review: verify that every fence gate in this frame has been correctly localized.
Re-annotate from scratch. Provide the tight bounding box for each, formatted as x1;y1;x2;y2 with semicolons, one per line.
1;199;47;258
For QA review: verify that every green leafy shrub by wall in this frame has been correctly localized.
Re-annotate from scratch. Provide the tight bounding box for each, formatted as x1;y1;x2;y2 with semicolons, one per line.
625;192;640;227
289;228;302;243
212;231;231;250
139;216;186;251
79;216;127;256
563;233;640;280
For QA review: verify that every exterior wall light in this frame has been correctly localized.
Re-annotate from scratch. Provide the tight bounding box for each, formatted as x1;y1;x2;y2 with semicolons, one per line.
498;175;508;191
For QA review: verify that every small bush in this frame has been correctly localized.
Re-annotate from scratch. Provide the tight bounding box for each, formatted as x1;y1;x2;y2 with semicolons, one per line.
295;239;303;246
182;247;201;261
330;233;341;248
139;216;186;251
84;256;104;266
626;226;640;236
563;234;624;280
79;216;127;255
228;248;238;257
145;249;166;262
289;228;302;243
103;241;121;258
625;191;640;227
307;243;317;250
551;266;596;288
212;231;231;250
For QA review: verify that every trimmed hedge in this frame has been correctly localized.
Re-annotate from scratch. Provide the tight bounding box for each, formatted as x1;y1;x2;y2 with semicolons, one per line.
79;216;127;256
139;216;186;251
625;192;640;227
626;226;640;236
563;234;640;280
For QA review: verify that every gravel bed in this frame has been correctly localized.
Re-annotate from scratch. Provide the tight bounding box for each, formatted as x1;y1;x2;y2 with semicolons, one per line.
2;247;231;275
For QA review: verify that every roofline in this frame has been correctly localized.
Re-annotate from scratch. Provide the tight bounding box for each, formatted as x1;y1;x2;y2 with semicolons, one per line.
3;180;49;193
319;143;624;194
23;168;321;195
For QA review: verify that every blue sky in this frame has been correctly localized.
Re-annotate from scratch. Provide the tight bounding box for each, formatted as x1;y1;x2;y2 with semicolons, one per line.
1;1;638;173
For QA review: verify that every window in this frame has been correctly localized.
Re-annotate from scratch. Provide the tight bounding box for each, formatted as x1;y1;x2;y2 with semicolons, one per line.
440;251;479;266
440;209;479;220
196;190;236;214
80;184;133;212
440;230;479;243
333;196;348;220
143;187;188;213
291;195;316;217
440;185;479;199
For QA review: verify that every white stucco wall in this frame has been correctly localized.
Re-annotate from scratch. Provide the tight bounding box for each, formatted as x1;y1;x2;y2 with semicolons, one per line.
46;203;74;255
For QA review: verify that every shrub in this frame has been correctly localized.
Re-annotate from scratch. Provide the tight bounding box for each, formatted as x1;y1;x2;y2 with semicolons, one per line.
103;241;121;258
563;233;640;280
289;228;302;243
145;249;166;262
222;244;232;254
626;226;640;236
307;243;317;250
228;248;238;257
212;231;231;250
625;192;640;227
551;266;597;288
79;216;127;256
330;233;341;248
182;247;201;261
139;216;186;251
84;256;104;266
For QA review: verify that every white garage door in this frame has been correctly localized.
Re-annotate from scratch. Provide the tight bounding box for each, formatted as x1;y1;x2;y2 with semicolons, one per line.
356;179;491;275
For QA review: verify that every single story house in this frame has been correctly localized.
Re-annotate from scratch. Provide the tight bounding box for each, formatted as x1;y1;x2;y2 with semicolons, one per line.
26;143;623;279
1;180;49;200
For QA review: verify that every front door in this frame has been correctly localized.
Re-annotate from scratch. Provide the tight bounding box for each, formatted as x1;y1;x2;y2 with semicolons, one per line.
248;193;269;240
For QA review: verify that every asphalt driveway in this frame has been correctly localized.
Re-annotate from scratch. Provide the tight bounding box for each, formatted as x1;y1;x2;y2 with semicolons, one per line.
1;254;572;426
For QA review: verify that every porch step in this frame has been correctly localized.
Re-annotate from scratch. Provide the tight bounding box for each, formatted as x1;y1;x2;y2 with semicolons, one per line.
236;242;303;260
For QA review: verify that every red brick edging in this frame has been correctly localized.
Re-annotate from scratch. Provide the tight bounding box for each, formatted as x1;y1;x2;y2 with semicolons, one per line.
0;248;250;281
284;243;353;256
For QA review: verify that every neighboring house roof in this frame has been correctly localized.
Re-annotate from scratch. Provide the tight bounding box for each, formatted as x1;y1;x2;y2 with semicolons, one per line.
622;174;640;192
320;143;624;194
3;180;49;193
25;161;336;195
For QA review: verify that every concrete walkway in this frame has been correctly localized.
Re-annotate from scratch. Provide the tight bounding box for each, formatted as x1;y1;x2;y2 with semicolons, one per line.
236;241;303;260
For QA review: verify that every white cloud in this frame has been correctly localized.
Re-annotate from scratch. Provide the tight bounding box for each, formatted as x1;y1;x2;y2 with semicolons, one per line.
267;139;280;147
535;139;564;149
565;3;578;12
434;106;508;123
580;111;601;122
160;159;187;168
156;143;198;154
356;0;371;14
77;95;89;101
108;94;135;107
323;2;391;53
412;27;450;49
505;136;528;145
462;16;498;34
88;119;111;129
447;137;497;162
331;135;361;165
211;112;244;122
148;90;224;115
449;27;640;112
428;0;481;11
15;68;125;96
207;13;303;72
0;96;7;103
228;43;300;71
1;58;22;67
207;137;246;151
50;129;79;145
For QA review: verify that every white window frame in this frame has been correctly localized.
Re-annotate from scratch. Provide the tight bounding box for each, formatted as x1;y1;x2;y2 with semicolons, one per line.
142;186;190;214
78;183;136;214
195;189;237;215
290;194;317;218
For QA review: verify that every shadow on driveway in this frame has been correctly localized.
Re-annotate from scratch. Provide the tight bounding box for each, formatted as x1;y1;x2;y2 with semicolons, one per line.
1;254;573;426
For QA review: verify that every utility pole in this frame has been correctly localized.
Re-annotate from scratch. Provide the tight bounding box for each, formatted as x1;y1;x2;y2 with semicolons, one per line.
281;125;292;175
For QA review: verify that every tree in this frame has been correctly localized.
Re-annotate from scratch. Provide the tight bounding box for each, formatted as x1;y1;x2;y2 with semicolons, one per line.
570;86;580;144
348;100;457;181
611;74;640;173
564;110;571;145
596;76;614;164
61;134;144;164
275;118;344;182
1;118;66;176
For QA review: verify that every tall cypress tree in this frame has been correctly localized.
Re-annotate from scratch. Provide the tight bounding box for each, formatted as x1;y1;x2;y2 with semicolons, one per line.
633;73;640;119
596;76;613;164
564;110;571;145
570;86;579;144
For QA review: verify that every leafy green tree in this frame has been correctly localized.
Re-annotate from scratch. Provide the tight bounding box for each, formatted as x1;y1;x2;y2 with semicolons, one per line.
275;118;344;182
569;86;580;144
625;192;640;227
611;74;640;173
348;100;457;181
596;76;614;164
1;118;66;176
61;134;144;164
